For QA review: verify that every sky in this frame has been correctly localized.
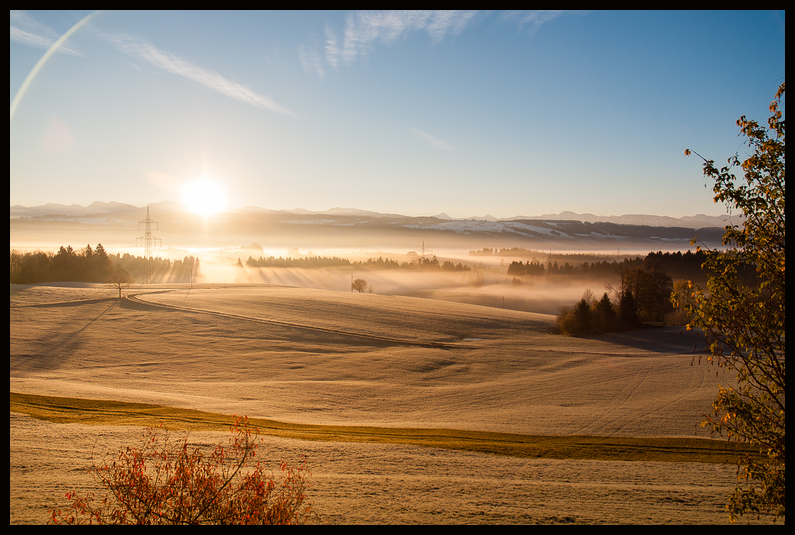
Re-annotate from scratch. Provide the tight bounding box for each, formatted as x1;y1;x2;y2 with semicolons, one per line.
10;10;786;220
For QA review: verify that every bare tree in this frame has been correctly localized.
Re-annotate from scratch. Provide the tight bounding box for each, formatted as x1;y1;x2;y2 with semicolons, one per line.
351;278;368;293
108;266;134;298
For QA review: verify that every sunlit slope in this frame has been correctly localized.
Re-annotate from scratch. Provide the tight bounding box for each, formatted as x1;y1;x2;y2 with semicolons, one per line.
135;286;556;344
10;285;730;438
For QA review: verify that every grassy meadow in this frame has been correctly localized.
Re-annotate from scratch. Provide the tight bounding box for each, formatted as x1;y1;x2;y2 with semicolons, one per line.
9;282;770;524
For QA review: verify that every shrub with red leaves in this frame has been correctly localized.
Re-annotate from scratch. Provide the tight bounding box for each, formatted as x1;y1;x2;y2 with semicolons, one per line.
49;417;316;525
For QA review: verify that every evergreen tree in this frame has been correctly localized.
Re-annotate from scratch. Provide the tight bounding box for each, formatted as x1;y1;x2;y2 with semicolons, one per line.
594;292;617;331
572;299;592;333
619;289;638;326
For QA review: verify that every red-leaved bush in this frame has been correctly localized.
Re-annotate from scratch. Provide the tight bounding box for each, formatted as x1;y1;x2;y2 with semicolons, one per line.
49;417;316;524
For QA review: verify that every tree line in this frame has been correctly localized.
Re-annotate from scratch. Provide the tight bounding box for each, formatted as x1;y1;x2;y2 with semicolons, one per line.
10;245;201;284
507;250;710;283
243;255;351;268
10;244;115;284
351;256;471;272
242;255;471;272
471;247;619;261
11;247;475;285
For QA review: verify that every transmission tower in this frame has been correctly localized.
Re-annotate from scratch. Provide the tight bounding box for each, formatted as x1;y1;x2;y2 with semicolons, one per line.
136;206;161;284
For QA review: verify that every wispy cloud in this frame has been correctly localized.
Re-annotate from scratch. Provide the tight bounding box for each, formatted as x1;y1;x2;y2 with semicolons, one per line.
10;10;81;55
499;10;571;38
410;128;454;151
325;26;340;68
305;10;572;79
102;32;294;117
340;10;478;64
306;10;478;79
424;10;478;41
299;45;325;80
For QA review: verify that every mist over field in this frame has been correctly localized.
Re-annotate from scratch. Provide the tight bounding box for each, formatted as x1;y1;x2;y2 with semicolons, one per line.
11;204;725;314
10;7;784;524
11;205;776;524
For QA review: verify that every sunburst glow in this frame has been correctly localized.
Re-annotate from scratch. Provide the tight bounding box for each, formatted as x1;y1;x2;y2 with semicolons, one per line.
181;177;228;216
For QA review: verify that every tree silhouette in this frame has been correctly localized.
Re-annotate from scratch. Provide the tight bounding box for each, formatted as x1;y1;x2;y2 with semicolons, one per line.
351;279;368;293
108;267;134;298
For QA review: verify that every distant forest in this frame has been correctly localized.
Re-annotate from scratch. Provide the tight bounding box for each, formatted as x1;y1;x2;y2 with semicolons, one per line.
9;244;200;284
9;246;471;285
12;245;707;285
505;250;711;284
244;255;471;272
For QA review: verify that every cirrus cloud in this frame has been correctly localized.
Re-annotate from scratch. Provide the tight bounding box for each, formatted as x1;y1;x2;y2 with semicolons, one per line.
334;10;478;65
306;10;573;80
101;32;294;117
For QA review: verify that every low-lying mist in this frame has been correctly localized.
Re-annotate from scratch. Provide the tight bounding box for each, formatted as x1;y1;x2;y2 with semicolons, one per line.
188;255;616;316
10;224;631;315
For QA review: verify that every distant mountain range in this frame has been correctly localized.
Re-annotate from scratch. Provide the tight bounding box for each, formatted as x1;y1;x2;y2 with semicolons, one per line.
11;201;741;251
514;211;743;229
9;201;741;229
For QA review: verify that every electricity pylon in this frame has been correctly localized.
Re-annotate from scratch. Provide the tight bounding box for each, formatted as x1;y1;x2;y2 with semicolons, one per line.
136;206;161;284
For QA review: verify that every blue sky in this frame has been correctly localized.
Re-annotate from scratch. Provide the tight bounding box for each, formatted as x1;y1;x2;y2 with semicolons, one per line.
10;10;785;219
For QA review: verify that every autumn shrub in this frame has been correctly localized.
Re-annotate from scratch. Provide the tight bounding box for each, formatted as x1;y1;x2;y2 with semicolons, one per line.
555;305;577;335
48;417;317;525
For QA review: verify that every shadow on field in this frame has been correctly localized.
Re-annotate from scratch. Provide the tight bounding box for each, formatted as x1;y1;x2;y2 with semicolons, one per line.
579;326;709;356
11;297;118;308
10;300;121;375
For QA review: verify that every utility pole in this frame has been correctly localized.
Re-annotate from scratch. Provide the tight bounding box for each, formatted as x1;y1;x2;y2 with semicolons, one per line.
136;206;161;284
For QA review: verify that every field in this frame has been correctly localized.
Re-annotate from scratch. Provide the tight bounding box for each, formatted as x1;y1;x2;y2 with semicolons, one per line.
9;282;771;524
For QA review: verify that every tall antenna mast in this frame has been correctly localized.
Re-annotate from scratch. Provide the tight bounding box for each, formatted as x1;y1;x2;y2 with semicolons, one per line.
136;206;161;284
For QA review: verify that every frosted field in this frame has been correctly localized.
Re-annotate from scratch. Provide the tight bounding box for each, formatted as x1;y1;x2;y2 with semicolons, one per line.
9;283;764;524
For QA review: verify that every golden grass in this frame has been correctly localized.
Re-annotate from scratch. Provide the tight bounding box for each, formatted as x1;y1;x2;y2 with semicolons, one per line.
11;391;758;465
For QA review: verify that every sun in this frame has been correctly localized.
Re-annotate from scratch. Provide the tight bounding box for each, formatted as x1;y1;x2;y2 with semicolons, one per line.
181;177;228;216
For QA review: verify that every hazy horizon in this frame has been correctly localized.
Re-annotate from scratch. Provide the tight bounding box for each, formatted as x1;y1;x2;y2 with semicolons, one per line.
10;10;785;220
9;196;743;221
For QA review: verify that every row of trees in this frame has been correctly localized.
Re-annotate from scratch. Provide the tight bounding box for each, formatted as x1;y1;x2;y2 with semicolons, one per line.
114;253;200;284
10;244;116;284
243;256;350;269
472;247;626;261
241;254;472;272
351;256;471;271
506;250;709;283
9;246;201;286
